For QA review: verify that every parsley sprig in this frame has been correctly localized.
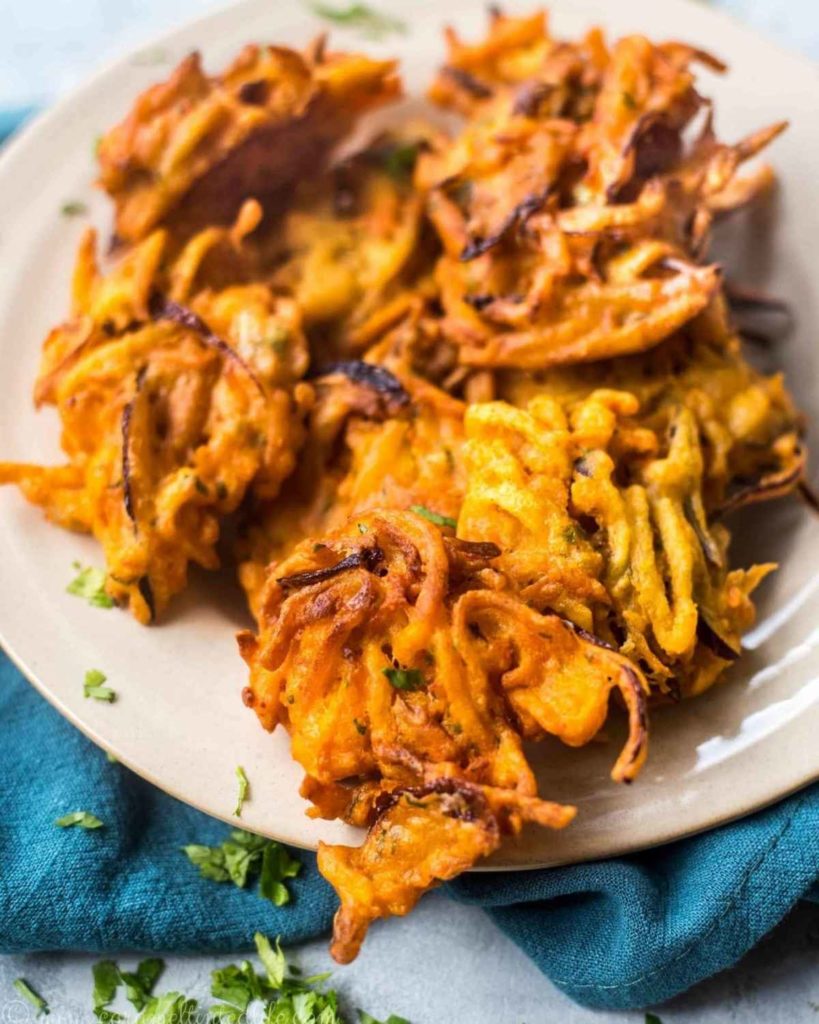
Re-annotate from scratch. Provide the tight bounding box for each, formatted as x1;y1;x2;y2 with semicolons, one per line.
309;2;406;40
234;766;249;817
84;669;116;703
409;504;457;529
383;666;426;691
13;979;49;1016
67;562;114;608
17;935;411;1024
183;829;301;906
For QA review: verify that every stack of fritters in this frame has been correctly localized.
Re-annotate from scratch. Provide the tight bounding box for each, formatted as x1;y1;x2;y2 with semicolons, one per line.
0;10;806;961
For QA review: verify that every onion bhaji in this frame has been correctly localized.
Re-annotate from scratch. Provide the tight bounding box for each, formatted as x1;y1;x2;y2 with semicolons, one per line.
0;11;809;961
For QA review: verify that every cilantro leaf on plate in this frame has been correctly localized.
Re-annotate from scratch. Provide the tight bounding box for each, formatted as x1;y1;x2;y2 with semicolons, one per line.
309;2;406;40
234;766;249;817
67;562;114;608
84;668;116;702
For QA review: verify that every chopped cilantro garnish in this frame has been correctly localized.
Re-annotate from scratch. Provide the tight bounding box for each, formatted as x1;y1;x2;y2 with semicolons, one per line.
121;959;164;1011
234;766;250;817
309;2;406;39
92;960;120;1014
67;562;114;608
183;829;301;905
353;717;367;735
408;504;457;529
260;842;302;906
260;325;290;354
92;957;164;1018
645;1016;663;1024
61;201;88;217
211;961;264;1011
622;91;638;110
379;142;420;181
84;668;116;703
87;938;407;1024
383;666;426;691
13;979;49;1016
55;810;104;830
254;933;286;989
135;992;197;1024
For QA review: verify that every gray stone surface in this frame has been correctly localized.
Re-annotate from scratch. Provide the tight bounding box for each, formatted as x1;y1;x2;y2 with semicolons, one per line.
1;0;818;1019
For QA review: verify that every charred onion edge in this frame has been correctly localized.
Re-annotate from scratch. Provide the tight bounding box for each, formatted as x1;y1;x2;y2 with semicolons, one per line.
148;293;264;393
441;66;494;99
713;457;804;520
121;365;147;524
617;665;649;781
512;80;555;118
446;538;502;560
309;360;410;407
696;613;740;661
460;187;553;262
556;614;618;652
683;495;723;568
372;777;487;824
276;545;385;591
137;574;156;623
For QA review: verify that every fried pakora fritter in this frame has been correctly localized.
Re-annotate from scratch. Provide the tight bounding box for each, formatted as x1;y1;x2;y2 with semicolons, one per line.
0;10;809;964
98;42;400;243
418;9;783;369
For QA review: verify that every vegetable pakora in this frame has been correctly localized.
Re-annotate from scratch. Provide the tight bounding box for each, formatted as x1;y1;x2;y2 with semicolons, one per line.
0;10;808;963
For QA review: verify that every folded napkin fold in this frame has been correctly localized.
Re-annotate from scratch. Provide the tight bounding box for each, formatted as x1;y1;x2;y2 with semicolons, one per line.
2;650;817;1011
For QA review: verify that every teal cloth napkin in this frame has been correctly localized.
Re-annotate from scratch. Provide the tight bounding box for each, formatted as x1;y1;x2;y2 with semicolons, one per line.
2;650;818;1011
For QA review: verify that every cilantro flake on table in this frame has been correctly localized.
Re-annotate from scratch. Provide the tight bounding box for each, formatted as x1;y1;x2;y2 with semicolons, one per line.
13;978;49;1016
182;829;301;905
84;936;409;1024
135;992;198;1024
91;957;164;1020
408;504;457;529
309;2;406;40
54;810;104;829
234;765;249;817
84;668;116;702
67;562;114;608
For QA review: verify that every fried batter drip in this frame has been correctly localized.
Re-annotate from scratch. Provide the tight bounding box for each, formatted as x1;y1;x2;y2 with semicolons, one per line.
0;9;809;963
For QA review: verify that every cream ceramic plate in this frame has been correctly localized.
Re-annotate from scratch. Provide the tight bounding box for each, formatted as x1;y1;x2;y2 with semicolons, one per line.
1;0;818;869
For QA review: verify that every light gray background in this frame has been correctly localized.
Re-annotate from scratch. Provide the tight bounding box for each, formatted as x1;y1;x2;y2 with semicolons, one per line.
1;1;818;1020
